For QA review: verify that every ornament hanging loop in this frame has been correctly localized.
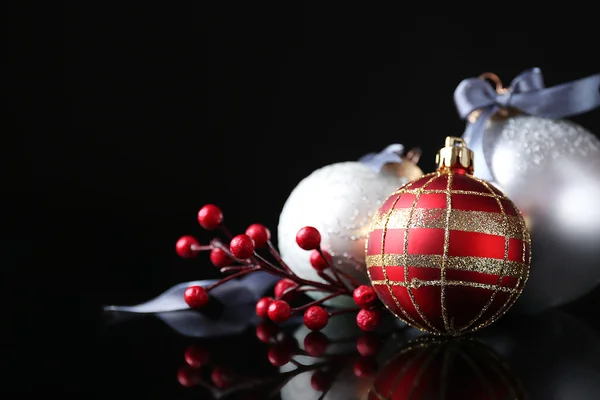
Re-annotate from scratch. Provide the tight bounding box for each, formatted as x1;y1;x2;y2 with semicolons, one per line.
468;72;510;122
478;72;508;94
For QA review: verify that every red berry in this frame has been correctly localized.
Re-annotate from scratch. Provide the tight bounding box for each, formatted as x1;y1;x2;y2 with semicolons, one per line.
184;286;209;309
176;235;200;259
296;226;321;250
353;356;378;377
177;366;197;387
184;344;210;368
303;331;330;357
274;278;298;301
255;320;280;343
230;234;255;259
245;223;271;249
303;306;329;331
309;249;332;271
255;297;273;318
209;247;233;268
197;204;223;230
356;309;381;332
267;300;291;323
310;371;333;392
267;343;293;367
211;366;235;389
353;285;378;309
356;333;382;357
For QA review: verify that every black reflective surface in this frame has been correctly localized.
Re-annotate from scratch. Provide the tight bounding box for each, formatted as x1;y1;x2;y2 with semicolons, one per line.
94;291;600;399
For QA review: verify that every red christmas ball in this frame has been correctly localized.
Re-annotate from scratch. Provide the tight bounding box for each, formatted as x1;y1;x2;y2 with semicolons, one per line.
267;300;291;323
184;286;209;309
366;140;531;335
368;337;524;400
176;235;199;259
303;306;329;331
197;204;223;230
245;223;271;248
230;234;255;259
296;226;321;250
209;247;233;268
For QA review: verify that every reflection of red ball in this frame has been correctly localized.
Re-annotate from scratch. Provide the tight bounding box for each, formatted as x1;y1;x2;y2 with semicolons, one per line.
368;338;524;400
366;172;531;335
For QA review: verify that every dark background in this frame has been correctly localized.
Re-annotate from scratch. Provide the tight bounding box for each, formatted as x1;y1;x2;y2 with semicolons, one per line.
7;3;600;394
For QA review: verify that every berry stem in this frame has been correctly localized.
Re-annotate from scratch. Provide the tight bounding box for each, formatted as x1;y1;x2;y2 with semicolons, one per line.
317;247;354;293
291;291;345;313
252;252;287;274
266;240;296;276
205;266;260;291
219;224;233;239
332;268;363;289
190;244;213;252
329;308;360;317
219;266;252;273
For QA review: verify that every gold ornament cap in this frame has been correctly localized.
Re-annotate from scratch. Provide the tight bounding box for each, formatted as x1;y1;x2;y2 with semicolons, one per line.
435;137;474;174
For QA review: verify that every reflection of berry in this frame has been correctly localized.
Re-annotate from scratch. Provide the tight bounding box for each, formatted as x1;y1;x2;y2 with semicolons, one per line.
296;226;321;250
255;297;273;318
353;356;378;378
353;285;377;309
184;286;209;309
211;366;235;389
197;204;223;230
267;342;293;367
209;247;233;268
303;306;329;331
356;333;382;357
184;344;210;368
230;234;255;259
310;370;333;392
245;224;271;248
267;300;291;323
255;320;279;343
274;279;298;301
309;249;332;271
176;236;200;259
303;331;330;357
177;366;197;387
356;309;381;331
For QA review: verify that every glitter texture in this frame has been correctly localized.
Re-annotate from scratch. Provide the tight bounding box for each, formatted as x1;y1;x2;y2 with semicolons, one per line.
366;170;531;336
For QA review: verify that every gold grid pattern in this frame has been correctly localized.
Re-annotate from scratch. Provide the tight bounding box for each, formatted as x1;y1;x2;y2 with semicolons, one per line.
366;171;531;336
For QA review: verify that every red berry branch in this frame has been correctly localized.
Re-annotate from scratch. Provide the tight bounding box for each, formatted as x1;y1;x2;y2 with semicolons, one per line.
176;204;385;332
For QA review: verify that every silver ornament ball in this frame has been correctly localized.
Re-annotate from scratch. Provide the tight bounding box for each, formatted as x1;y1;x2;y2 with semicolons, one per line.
277;161;412;308
472;115;600;312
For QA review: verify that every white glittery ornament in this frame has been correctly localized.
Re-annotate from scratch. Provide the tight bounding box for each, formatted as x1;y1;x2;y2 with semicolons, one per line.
466;115;600;313
277;161;420;308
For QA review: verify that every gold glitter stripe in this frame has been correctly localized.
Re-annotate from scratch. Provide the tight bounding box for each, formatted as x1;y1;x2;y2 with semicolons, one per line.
366;254;526;278
391;188;506;199
455;178;509;333
371;279;519;294
402;174;442;333
370;208;524;240
440;171;453;332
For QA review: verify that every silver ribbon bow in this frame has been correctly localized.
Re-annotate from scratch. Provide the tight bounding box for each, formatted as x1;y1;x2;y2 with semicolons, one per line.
359;143;405;172
454;68;600;181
